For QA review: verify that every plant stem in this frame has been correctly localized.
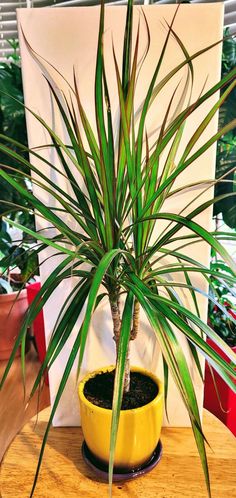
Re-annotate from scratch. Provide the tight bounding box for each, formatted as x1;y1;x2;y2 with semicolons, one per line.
124;343;130;393
109;292;131;393
122;300;141;393
110;294;121;347
131;299;140;340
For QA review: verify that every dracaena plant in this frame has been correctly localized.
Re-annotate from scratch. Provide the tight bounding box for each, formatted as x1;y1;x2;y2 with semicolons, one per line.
0;2;236;497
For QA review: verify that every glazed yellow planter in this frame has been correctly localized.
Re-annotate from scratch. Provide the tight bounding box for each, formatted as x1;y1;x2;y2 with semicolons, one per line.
78;366;163;469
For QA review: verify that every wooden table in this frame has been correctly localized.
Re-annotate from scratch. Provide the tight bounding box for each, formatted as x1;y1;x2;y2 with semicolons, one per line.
1;408;235;498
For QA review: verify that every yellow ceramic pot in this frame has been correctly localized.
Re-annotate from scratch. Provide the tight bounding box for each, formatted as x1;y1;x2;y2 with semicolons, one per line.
78;365;163;469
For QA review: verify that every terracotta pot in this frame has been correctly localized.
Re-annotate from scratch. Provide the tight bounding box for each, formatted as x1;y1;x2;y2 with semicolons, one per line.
0;289;28;361
78;366;163;470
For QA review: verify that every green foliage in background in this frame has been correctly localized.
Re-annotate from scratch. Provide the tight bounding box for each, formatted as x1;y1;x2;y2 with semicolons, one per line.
0;39;34;232
214;29;236;228
0;225;38;294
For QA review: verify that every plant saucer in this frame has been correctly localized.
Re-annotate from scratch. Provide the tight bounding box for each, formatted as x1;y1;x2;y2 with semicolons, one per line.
82;440;163;482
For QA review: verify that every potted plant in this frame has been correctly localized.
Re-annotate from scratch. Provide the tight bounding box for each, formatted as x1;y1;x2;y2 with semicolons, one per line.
204;257;236;436
0;226;38;360
0;2;236;497
0;40;46;364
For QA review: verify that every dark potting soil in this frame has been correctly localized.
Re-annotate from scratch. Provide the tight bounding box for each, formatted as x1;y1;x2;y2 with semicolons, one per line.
84;370;158;410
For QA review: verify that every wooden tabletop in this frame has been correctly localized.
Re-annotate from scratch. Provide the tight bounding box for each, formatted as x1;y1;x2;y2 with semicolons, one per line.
0;408;235;498
0;347;50;463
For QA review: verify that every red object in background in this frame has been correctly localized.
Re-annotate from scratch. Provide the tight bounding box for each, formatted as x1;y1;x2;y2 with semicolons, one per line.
204;338;236;436
26;281;48;385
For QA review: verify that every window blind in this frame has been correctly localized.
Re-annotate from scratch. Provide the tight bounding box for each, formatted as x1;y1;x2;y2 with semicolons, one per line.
0;0;73;60
0;0;235;61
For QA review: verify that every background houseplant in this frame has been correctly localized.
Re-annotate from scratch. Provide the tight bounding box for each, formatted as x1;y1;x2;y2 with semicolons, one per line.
204;31;236;436
0;40;42;361
0;1;236;497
